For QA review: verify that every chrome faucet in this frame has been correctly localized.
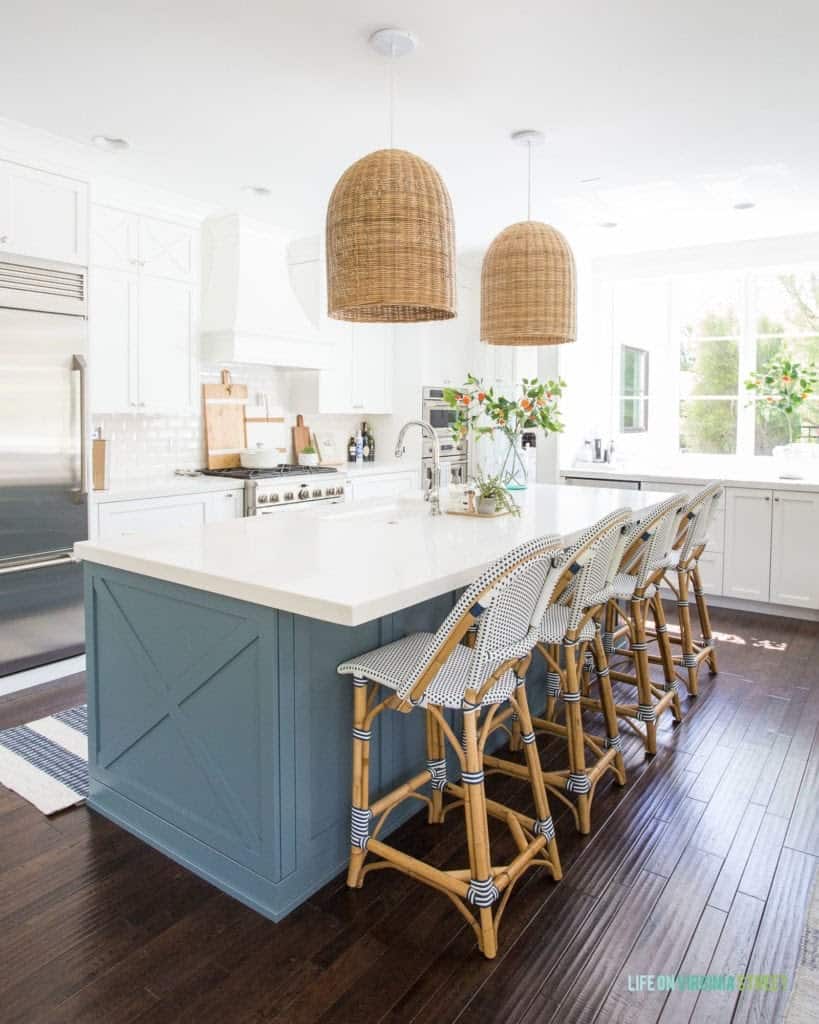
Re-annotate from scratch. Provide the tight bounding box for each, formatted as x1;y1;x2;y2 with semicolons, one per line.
395;420;442;516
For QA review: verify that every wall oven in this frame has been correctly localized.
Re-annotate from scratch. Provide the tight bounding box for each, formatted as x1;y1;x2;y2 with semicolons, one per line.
421;386;469;491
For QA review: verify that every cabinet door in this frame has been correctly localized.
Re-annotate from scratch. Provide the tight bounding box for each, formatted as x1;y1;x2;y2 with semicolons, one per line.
91;205;139;271
97;494;210;540
138;217;196;281
206;488;245;522
770;490;819;608
137;277;195;411
1;161;88;264
90;267;139;412
723;488;772;601
351;325;393;413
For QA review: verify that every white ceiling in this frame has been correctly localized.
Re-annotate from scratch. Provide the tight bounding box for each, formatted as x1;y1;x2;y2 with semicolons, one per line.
4;0;819;252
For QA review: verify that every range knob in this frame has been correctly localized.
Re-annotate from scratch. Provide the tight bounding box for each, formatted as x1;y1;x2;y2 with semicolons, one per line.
298;486;310;500
312;488;322;498
337;484;345;496
258;493;269;504
269;493;280;503
284;491;294;501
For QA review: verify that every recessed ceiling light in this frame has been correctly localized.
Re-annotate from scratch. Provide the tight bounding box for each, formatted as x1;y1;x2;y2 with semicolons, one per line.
599;220;618;229
242;185;272;197
733;200;756;211
91;135;129;152
580;176;601;184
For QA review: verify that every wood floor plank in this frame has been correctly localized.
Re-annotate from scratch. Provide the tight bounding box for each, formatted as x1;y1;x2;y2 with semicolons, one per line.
643;796;707;878
597;847;724;1023
732;846;818;1024
738;814;789;902
784;745;819;856
707;802;766;913
688;892;764;1023
655;905;727;1024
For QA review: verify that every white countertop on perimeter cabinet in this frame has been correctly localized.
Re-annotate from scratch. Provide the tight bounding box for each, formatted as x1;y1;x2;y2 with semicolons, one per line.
340;460;418;478
75;482;671;627
562;456;819;493
91;476;245;504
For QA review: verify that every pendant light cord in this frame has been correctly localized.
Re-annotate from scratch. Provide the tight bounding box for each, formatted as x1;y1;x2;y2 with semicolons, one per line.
527;139;533;221
389;43;396;149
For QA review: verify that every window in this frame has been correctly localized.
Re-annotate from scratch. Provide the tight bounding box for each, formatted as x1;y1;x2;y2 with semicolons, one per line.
608;263;819;457
619;346;649;432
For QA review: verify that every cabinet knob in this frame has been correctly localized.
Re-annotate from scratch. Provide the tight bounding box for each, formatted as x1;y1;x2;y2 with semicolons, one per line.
774;497;779;502
765;496;770;501
0;235;7;244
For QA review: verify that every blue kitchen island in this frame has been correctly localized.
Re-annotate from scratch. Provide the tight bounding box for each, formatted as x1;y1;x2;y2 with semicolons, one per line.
76;484;666;921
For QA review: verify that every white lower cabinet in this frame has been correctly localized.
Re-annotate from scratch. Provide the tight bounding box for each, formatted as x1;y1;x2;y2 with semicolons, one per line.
96;489;243;540
347;471;419;503
770;489;819;608
723;488;773;602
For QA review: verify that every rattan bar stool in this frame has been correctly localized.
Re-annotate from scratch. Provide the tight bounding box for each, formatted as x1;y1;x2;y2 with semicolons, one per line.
658;481;723;695
484;509;632;835
597;494;689;755
337;535;564;960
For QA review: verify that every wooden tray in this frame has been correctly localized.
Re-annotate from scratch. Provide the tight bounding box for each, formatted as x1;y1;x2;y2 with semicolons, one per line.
446;506;515;519
203;370;248;469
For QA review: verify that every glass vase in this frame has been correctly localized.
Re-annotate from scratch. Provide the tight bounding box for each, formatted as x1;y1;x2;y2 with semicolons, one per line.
498;430;528;490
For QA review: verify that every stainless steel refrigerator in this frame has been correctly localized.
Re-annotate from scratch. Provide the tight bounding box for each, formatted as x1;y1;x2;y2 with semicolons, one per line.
0;255;89;677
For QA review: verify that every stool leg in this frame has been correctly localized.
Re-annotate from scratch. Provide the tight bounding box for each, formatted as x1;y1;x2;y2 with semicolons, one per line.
677;570;699;696
462;703;498;959
562;639;591;834
592;629;625;785
544;644;561;722
652;593;683;723
348;677;371;889
514;679;562;879
692;564;718;675
631;597;657;755
425;706;446;824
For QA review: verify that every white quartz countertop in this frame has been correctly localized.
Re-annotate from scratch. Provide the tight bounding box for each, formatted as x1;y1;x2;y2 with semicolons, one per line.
75;483;672;627
91;476;246;504
340;459;417;478
562;456;819;492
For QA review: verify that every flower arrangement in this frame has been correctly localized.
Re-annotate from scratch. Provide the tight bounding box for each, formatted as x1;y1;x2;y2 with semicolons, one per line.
442;374;565;442
744;350;818;443
443;374;565;488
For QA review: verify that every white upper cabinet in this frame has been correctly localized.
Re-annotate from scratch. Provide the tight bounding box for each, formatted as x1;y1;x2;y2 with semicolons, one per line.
137;276;195;410
138;217;197;281
350;325;393;413
770;489;819;609
90;266;139;411
723;487;773;602
0;159;88;265
90;204;199;414
90;205;139;271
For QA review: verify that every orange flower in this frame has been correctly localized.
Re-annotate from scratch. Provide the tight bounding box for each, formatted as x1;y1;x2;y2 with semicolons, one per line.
520;398;533;411
782;374;792;383
477;392;486;403
536;397;545;407
459;394;471;406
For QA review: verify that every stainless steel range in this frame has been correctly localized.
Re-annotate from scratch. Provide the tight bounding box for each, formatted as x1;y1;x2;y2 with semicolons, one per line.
200;465;345;515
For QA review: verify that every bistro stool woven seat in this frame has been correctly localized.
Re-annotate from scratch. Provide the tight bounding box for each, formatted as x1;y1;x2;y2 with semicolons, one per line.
598;494;689;755
483;509;632;835
658;481;723;695
337;533;564;960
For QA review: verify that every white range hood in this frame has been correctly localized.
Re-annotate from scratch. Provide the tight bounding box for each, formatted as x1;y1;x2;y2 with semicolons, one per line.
201;214;329;369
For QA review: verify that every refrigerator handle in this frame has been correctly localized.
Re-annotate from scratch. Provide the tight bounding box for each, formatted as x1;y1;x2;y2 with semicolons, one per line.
72;354;89;497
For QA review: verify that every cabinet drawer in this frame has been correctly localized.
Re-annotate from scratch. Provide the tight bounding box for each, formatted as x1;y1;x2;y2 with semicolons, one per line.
97;494;210;540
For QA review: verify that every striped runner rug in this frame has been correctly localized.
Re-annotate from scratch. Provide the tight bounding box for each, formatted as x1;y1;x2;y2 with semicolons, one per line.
0;705;88;815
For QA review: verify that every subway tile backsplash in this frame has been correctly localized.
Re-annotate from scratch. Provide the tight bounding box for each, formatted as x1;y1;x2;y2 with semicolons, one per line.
93;365;390;487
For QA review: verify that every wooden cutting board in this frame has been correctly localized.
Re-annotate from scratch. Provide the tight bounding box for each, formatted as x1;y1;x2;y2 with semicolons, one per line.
292;414;311;458
203;370;248;469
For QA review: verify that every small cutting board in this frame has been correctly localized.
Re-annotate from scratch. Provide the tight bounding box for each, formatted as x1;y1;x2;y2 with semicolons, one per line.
203;370;248;469
292;414;311;458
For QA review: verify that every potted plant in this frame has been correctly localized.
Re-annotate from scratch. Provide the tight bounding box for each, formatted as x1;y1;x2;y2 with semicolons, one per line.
745;349;818;445
443;374;565;489
475;472;521;516
298;444;319;467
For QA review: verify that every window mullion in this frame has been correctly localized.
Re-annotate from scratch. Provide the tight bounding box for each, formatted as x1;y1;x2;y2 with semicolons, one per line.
736;271;756;456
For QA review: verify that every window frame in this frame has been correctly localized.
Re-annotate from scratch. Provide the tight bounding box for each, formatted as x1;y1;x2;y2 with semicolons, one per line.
618;344;650;433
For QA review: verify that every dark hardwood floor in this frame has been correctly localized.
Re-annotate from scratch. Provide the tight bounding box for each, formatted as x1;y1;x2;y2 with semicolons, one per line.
1;606;817;1024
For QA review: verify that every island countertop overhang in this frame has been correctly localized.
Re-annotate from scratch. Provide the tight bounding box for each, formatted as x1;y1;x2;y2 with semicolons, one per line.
74;483;676;627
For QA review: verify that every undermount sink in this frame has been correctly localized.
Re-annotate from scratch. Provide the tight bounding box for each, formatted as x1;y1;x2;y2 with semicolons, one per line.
316;495;432;522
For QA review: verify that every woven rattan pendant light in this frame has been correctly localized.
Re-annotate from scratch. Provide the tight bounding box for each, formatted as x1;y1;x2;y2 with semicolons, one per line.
482;130;576;346
326;29;456;323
